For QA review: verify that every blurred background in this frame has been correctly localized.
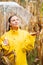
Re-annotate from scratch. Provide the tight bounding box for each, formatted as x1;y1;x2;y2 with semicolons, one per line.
0;0;43;65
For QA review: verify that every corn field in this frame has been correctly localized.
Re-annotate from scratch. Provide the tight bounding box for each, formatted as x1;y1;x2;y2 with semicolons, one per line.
0;0;43;65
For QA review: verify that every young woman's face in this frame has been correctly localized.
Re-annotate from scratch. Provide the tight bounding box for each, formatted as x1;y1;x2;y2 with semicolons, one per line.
10;16;20;30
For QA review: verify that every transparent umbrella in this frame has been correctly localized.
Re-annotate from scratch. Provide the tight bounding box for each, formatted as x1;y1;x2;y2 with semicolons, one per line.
0;2;32;36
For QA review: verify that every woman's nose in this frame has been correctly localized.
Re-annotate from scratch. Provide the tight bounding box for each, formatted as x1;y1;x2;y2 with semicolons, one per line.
15;21;18;24
15;20;19;24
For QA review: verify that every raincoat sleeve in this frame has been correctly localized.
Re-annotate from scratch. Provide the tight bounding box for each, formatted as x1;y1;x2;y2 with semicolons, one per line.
0;34;9;51
0;34;15;65
23;33;36;51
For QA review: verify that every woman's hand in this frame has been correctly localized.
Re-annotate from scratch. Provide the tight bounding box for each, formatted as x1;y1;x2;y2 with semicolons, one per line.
30;31;40;36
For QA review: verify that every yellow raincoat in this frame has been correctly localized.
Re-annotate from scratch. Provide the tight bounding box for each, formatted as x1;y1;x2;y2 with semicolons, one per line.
0;29;36;65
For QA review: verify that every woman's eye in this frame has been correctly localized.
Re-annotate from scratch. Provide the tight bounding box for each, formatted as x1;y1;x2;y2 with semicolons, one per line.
11;20;15;21
12;20;15;21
